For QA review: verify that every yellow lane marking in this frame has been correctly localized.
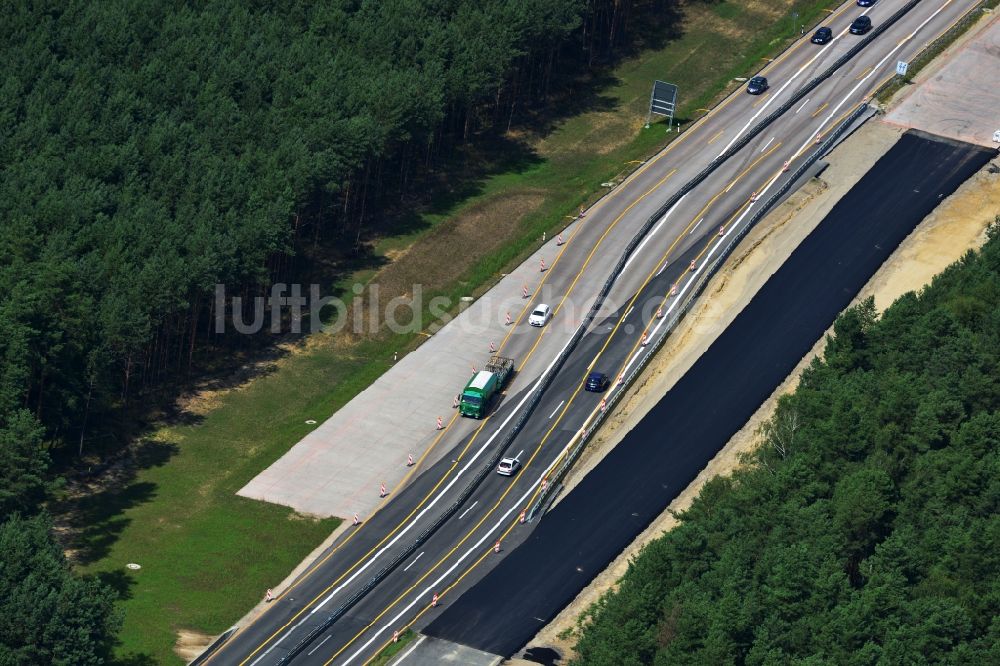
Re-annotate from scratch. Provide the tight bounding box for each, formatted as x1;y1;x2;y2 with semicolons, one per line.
234;409;491;665
707;129;724;145
327;331;623;665
242;408;457;603
688;141;782;225
514;168;677;372
855;65;873;80
230;155;680;666
356;173;773;666
356;12;991;662
496;214;588;352
232;161;677;666
752;91;771;107
224;4;869;657
759;0;853;78
810;101;829;118
327;142;784;666
826;105;865;138
352;10;877;645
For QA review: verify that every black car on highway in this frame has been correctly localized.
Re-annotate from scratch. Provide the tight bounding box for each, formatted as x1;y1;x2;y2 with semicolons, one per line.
585;372;610;392
811;26;833;44
857;0;876;6
850;15;872;34
746;76;769;95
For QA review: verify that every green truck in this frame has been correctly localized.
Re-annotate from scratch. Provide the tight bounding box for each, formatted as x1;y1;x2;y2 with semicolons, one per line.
459;356;514;419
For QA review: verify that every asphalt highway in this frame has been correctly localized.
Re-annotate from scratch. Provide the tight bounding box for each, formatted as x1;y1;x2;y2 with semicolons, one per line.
202;2;986;664
425;130;997;656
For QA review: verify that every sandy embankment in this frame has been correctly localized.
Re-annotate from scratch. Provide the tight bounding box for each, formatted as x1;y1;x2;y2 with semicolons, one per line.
525;118;1000;659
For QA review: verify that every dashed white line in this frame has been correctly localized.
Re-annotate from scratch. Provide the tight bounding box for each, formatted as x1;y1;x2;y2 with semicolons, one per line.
549;400;566;418
622;194;687;272
307;635;331;656
689;217;704;235
795;98;811;114
458;502;478;519
790;0;955;164
296;8;963;663
403;552;424;571
341;460;564;665
393;635;426;664
759;136;775;153
245;329;582;666
718;12;863;157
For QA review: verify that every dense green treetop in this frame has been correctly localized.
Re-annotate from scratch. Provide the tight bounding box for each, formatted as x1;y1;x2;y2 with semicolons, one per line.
0;513;120;665
0;2;645;659
573;225;1000;665
0;0;645;475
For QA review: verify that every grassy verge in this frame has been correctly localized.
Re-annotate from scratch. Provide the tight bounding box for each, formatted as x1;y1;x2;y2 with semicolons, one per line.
875;0;998;102
73;1;841;663
366;630;416;666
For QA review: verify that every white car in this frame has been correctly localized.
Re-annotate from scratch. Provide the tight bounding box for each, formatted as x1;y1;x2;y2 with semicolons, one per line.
528;303;551;327
497;457;521;476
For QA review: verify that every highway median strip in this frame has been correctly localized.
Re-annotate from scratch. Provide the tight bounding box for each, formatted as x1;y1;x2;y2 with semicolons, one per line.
316;13;919;658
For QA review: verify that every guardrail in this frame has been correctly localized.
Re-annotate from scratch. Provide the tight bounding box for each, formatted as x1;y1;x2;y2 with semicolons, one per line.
266;2;927;660
528;102;870;520
874;0;996;102
189;628;236;666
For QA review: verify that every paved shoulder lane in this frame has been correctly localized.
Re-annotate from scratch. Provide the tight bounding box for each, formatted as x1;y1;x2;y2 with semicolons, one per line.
424;130;997;658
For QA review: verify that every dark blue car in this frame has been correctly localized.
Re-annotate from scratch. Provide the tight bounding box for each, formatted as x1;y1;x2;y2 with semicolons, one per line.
746;76;769;95
850;15;873;34
857;0;876;6
585;372;610;392
811;26;833;44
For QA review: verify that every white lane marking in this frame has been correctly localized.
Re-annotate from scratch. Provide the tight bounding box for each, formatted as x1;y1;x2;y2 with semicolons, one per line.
759;136;775;153
282;12;964;659
717;12;865;157
514;449;524;461
689;217;704;235
343;13;966;661
622;194;687;272
458;501;478;519
790;0;954;164
307;635;331;656
622;306;634;321
247;329;581;666
620;1;953;406
342;453;568;665
795;98;811;114
403;552;425;571
393;635;426;664
548;400;566;418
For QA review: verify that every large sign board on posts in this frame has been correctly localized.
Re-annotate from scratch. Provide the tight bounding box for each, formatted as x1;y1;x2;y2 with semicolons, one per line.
646;80;678;130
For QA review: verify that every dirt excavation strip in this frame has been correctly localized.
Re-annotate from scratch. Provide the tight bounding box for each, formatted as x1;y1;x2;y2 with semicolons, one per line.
521;118;1000;661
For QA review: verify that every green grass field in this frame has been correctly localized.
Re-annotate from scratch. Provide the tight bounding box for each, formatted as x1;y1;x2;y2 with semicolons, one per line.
367;630;415;666
74;1;837;662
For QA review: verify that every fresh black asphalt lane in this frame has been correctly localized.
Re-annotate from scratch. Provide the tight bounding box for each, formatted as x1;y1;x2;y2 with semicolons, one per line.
424;131;997;656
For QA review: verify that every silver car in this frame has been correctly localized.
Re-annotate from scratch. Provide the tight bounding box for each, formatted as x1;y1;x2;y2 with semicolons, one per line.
497;457;521;476
528;304;552;327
